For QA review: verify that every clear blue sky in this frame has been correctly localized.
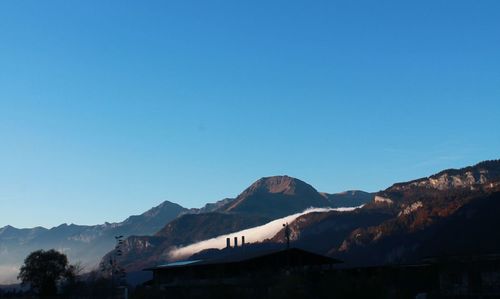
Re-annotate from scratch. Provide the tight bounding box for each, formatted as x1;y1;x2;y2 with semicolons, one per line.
1;1;499;228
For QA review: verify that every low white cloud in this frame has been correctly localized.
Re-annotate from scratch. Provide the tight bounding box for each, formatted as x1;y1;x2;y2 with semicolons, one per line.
169;205;363;260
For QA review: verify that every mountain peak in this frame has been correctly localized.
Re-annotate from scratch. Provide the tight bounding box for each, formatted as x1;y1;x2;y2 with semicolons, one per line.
140;200;186;218
245;175;317;196
0;225;16;234
219;175;328;217
120;200;187;235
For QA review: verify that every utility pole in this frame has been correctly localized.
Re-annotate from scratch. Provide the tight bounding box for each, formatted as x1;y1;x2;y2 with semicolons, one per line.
114;235;127;299
101;236;127;299
283;223;291;249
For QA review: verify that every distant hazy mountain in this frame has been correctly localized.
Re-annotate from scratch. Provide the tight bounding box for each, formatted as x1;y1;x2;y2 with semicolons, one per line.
118;201;187;236
0;200;186;284
183;197;236;215
107;176;373;271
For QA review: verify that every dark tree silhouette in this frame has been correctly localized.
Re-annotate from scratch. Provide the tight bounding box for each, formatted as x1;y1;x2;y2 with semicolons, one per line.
18;249;74;297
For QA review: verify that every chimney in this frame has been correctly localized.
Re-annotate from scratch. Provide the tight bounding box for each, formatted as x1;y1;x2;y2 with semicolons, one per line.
241;236;245;246
234;236;238;248
226;237;230;249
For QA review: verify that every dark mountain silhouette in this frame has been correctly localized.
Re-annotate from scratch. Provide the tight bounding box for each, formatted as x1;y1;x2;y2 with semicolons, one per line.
268;207;393;255
327;187;500;267
0;200;186;284
418;190;500;256
154;212;269;239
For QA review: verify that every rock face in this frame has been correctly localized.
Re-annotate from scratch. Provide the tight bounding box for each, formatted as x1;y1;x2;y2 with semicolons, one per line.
0;200;186;284
389;160;500;191
267;159;500;267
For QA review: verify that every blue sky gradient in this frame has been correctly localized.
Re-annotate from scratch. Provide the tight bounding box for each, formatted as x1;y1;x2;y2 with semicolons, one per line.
1;1;499;227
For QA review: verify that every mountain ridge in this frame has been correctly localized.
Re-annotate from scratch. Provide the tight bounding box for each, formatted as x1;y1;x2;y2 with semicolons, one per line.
388;159;500;191
104;175;373;272
6;160;498;284
0;200;187;284
265;159;500;267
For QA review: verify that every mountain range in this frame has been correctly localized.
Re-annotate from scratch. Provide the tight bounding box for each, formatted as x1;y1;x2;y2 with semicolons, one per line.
3;159;499;285
0;176;372;284
110;159;500;275
269;160;500;266
0;201;186;284
102;176;372;271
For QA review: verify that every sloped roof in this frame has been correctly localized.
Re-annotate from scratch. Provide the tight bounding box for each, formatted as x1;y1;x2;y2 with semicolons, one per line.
145;247;341;271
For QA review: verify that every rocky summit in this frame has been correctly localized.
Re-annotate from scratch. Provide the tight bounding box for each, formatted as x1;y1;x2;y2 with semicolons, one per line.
219;175;330;218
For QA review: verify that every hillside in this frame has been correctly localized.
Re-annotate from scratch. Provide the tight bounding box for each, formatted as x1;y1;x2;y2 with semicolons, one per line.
268;160;500;266
105;176;373;271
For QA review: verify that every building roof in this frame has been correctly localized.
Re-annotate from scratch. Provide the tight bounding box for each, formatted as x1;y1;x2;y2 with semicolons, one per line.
145;247;342;271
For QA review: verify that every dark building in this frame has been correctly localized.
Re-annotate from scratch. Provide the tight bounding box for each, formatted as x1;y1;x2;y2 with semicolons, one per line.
423;254;500;297
144;248;341;298
142;248;500;298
